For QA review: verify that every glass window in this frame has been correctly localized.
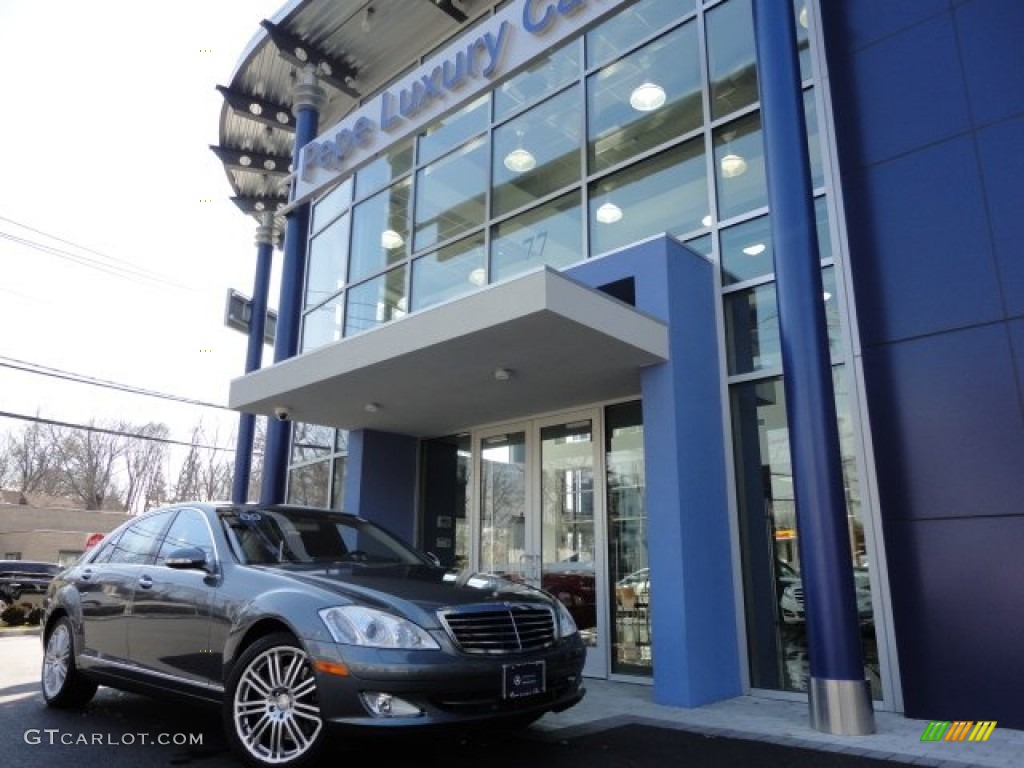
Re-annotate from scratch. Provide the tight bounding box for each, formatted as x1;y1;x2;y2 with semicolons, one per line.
495;42;579;120
795;0;812;82
714;112;767;220
412;233;486;311
707;0;758;120
106;510;175;565
721;197;830;286
585;0;691;68
355;140;413;200
587;22;702;173
330;456;347;511
305;212;349;310
804;88;824;190
291;423;335;463
300;295;344;352
724;265;840;374
157;509;214;565
414;136;488;252
589;138;707;256
287;461;329;508
684;233;712;259
417;95;488;166
311;178;352;234
493;86;582;217
490;191;582;282
345;266;407;336
349;178;411;282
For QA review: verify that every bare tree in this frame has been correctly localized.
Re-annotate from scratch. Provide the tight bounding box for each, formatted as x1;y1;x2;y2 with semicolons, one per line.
49;420;127;510
6;418;56;500
123;422;170;514
171;420;234;502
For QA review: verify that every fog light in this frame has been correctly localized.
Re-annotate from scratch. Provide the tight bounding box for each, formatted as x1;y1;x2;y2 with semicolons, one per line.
360;691;423;718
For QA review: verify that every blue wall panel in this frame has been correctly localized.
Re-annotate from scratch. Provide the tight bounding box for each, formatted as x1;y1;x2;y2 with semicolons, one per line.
1011;319;1024;410
886;516;1024;728
977;116;1024;319
569;239;741;706
862;324;1024;521
842;136;1002;346
827;0;948;53
841;15;969;169
344;429;418;543
954;0;1024;127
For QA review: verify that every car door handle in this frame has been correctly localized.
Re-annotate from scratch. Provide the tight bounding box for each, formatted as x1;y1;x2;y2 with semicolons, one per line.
80;569;92;581
137;574;154;589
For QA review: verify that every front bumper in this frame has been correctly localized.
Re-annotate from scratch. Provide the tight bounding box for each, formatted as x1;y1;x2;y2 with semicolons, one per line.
304;634;587;728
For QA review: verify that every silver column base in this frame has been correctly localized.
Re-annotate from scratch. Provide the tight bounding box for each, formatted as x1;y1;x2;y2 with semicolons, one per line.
809;677;875;735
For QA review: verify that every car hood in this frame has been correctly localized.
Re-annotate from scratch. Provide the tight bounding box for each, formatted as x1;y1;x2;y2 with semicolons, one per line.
253;564;555;627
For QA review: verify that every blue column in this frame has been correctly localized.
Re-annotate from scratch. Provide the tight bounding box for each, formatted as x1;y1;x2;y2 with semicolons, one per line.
261;68;324;505
232;213;276;504
751;0;874;734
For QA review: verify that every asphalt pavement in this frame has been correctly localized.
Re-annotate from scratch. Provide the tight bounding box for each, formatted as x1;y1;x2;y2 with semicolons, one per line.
2;633;1022;768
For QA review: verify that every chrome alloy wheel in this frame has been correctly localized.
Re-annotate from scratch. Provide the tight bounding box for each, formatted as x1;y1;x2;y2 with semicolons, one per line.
42;622;71;699
233;644;322;765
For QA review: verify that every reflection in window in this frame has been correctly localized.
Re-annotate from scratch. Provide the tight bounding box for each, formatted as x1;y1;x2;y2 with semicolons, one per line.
305;213;349;310
588;22;702;173
291;422;335;463
585;0;691;68
725;266;841;375
355;140;413;200
300;295;344;352
287;461;329;508
588;139;706;256
794;0;812;82
311;178;352;235
414;136;488;252
412;233;485;311
495;42;579;121
804;88;824;189
707;0;758;120
490;192;581;282
349;179;411;282
720;197;831;286
330;456;347;511
345;266;407;336
492;86;582;217
714;112;767;220
417;95;488;166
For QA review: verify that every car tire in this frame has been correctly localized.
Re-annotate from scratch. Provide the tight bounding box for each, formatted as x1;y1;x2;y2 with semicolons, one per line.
223;632;327;768
41;616;98;708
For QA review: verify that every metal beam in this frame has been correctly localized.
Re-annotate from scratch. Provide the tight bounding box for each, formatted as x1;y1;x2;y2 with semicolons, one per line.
216;85;296;134
210;145;292;177
428;0;468;23
260;20;360;99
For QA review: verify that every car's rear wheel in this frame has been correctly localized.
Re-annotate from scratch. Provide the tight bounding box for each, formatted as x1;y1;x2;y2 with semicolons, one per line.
41;616;97;708
224;633;326;768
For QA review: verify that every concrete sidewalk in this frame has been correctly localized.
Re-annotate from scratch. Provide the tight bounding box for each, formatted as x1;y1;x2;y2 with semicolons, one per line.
537;678;1024;768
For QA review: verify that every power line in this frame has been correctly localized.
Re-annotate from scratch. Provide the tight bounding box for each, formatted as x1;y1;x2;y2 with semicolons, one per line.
0;409;241;453
0;355;232;410
0;215;196;293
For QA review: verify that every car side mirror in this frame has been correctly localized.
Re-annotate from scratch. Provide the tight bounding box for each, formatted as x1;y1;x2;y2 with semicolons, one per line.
165;547;210;571
425;552;441;567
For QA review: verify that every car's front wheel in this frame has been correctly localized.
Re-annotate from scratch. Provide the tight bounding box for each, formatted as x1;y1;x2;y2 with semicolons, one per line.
41;616;97;708
224;633;326;768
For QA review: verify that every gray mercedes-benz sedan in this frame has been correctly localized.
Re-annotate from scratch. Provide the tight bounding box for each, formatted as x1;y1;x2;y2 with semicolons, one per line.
39;502;586;767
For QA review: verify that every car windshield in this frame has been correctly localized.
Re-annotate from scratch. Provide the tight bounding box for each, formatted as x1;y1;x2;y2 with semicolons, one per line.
220;508;428;567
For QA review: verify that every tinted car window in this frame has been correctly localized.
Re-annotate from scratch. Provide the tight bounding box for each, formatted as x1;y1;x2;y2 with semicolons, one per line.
156;509;214;565
106;510;175;565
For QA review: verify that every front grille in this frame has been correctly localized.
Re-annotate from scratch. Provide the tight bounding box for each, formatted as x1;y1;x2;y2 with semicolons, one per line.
440;604;555;654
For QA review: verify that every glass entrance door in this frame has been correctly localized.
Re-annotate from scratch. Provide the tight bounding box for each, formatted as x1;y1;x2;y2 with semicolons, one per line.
472;412;607;678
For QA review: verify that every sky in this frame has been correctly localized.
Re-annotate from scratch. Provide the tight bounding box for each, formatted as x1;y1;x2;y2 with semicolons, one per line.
0;0;289;473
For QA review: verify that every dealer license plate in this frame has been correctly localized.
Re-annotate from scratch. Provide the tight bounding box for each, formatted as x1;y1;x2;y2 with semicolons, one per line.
502;661;545;699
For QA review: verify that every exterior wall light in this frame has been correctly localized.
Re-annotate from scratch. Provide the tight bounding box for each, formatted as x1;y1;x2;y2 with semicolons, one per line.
629;82;666;112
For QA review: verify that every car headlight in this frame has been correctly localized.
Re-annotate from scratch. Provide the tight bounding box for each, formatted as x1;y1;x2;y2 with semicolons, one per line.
319;606;439;650
554;599;578;638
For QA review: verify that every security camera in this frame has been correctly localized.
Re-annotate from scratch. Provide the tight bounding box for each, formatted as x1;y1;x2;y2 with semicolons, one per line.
273;406;292;422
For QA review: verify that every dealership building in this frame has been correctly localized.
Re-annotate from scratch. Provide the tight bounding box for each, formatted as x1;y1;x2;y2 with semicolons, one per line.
214;0;1023;732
